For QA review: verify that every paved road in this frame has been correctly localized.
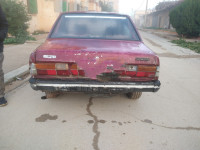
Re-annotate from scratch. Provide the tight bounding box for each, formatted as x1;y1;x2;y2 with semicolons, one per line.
0;31;200;150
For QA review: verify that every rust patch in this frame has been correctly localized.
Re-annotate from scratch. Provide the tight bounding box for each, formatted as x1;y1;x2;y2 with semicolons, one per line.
35;114;58;122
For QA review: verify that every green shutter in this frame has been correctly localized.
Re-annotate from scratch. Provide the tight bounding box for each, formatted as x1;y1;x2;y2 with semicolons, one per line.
62;1;67;12
27;0;38;14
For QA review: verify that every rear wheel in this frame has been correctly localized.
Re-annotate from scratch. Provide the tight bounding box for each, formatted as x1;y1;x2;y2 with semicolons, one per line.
126;92;142;100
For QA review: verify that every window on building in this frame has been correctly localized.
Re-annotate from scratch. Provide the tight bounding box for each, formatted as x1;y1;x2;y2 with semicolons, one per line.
27;0;38;14
62;0;67;12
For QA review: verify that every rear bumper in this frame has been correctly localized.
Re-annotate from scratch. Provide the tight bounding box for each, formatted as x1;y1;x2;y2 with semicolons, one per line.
29;78;161;93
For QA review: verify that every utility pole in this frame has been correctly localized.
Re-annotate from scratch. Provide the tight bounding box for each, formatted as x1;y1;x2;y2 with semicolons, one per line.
145;0;149;27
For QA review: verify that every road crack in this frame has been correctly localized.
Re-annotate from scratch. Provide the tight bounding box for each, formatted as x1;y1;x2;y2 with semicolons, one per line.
142;119;200;131
86;97;100;150
115;111;200;131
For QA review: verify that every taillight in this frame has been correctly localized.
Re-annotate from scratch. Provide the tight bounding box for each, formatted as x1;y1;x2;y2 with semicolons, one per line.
37;70;57;75
126;71;137;77
138;65;156;72
125;65;137;71
155;66;160;78
114;65;159;79
78;70;85;76
71;70;78;76
57;70;70;76
70;64;78;70
31;63;85;77
55;63;69;70
30;63;37;76
35;63;55;70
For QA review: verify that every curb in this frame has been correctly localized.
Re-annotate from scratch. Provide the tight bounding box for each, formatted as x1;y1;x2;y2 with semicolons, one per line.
4;64;29;84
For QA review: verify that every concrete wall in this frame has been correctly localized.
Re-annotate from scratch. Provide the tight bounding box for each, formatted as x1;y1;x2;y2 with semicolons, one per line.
20;0;103;33
20;0;61;33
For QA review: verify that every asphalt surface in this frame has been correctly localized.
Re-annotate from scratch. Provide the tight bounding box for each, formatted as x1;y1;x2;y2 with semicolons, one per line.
0;31;200;150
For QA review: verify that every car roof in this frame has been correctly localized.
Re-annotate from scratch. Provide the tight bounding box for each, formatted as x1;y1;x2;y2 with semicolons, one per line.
60;11;129;17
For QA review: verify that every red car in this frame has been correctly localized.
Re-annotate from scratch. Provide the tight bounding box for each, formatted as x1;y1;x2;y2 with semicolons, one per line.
29;12;161;99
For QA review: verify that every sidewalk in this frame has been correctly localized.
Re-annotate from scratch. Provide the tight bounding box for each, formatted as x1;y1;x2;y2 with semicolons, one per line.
3;34;47;83
139;28;200;42
139;28;179;41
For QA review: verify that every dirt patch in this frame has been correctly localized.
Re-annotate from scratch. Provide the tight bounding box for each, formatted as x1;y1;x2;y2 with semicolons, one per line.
118;122;123;126
35;114;58;122
143;119;153;124
99;120;106;124
112;121;117;123
144;38;166;51
88;120;94;124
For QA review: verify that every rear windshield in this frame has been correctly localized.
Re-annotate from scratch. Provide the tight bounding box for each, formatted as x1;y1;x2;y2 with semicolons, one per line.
50;14;140;41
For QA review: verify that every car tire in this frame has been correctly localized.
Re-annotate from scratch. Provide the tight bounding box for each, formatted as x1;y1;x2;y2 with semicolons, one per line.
126;92;142;100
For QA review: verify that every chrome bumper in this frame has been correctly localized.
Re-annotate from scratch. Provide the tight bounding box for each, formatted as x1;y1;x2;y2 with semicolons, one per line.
29;78;161;93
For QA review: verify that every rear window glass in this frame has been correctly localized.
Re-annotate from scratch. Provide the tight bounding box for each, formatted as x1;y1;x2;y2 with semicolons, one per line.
50;14;140;41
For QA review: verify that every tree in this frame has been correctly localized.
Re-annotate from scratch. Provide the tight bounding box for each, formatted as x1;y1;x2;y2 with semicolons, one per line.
169;0;200;37
0;0;31;43
99;1;114;12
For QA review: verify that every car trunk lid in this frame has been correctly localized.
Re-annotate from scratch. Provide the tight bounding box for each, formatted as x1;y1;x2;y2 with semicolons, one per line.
35;39;159;80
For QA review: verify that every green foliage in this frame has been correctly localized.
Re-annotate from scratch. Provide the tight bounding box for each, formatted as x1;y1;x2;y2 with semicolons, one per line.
32;30;47;35
4;36;36;44
99;1;114;12
172;39;200;53
169;0;200;37
0;0;31;43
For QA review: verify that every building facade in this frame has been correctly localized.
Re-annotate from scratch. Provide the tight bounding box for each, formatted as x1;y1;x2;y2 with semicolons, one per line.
103;0;119;12
20;0;104;33
145;0;182;29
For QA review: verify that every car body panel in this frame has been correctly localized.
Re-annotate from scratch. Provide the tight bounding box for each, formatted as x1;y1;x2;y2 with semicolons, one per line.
35;39;159;80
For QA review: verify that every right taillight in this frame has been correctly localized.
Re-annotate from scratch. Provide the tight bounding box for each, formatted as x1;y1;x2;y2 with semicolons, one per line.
114;65;159;79
138;65;157;72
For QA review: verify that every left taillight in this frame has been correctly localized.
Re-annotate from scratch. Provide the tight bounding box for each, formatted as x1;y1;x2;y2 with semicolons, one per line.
30;63;85;77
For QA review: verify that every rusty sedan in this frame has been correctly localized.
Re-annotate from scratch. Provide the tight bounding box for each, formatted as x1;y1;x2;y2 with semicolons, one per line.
29;12;161;99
